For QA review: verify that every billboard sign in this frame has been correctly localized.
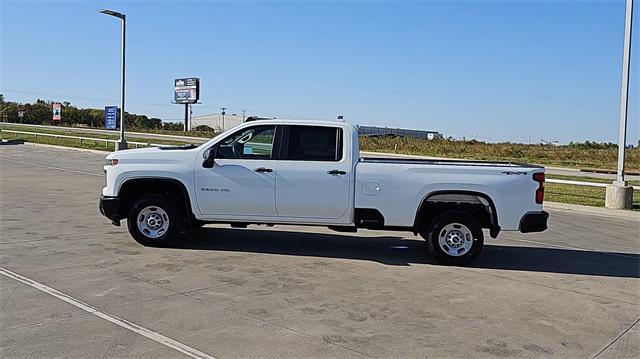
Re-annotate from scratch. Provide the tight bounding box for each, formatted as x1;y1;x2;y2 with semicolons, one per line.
52;103;62;121
105;106;118;130
174;77;199;104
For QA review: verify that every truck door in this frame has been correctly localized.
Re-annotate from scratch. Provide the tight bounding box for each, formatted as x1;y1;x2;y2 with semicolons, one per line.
195;125;278;217
275;125;351;220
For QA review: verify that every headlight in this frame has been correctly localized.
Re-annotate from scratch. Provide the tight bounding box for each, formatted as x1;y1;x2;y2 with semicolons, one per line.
105;159;119;166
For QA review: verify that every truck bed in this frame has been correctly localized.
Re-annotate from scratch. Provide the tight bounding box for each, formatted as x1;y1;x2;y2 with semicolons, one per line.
355;156;544;230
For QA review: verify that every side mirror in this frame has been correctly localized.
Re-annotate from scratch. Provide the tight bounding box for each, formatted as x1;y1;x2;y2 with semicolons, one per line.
202;146;217;168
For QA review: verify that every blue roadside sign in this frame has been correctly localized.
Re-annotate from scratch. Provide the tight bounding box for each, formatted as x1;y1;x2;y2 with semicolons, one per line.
105;106;117;130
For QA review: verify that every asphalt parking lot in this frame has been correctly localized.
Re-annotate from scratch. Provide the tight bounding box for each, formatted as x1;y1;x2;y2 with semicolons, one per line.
1;144;638;358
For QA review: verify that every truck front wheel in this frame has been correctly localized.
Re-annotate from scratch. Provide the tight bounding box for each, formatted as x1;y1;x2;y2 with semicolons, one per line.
127;194;183;247
421;211;484;266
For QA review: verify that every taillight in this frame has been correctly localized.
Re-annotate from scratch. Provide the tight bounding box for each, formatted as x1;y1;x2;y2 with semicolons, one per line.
533;172;545;204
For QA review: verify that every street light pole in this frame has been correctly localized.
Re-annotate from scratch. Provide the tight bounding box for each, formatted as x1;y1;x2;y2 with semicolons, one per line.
615;0;633;185
100;9;127;150
606;0;634;209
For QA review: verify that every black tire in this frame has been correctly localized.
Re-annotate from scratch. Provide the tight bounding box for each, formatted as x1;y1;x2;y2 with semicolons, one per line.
127;194;183;247
421;210;484;266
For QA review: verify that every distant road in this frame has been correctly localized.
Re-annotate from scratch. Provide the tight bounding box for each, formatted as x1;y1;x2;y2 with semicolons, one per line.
3;122;638;181
1;122;209;143
543;166;639;181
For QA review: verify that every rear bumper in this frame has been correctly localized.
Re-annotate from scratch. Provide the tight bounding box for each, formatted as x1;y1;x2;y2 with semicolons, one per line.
99;195;121;225
519;211;549;233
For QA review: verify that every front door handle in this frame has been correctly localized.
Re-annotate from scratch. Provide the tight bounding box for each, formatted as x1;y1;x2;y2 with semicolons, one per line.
327;170;347;175
255;167;273;173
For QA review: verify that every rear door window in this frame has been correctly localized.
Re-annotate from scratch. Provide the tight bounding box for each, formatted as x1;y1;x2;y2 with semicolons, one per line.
282;126;342;161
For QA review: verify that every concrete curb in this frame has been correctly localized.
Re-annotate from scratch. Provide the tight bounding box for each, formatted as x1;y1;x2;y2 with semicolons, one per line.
545;201;640;219
22;141;111;155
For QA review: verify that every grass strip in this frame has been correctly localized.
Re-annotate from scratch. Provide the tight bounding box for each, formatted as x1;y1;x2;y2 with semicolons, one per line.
1;130;190;151
1;125;193;144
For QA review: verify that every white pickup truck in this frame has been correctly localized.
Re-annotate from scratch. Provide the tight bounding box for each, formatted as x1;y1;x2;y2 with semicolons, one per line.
100;120;548;265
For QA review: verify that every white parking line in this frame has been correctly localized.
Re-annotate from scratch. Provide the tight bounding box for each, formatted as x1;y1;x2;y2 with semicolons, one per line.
0;267;216;359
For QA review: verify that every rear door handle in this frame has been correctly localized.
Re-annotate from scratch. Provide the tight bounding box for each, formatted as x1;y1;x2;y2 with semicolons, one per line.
327;170;347;175
255;167;273;173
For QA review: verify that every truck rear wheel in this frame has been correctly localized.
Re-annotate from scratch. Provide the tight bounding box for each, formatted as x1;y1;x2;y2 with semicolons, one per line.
421;210;484;266
127;194;182;247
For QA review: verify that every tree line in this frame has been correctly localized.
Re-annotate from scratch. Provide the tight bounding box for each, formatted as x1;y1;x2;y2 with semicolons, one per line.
0;95;179;130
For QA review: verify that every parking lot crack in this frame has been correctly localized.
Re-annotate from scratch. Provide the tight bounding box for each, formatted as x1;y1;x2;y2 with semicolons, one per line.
181;265;325;296
0;292;185;334
592;318;640;358
178;264;378;358
224;306;377;358
0;232;121;245
459;269;638;306
122;272;199;300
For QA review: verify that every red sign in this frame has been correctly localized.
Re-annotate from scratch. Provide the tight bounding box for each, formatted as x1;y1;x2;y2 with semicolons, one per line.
52;103;62;121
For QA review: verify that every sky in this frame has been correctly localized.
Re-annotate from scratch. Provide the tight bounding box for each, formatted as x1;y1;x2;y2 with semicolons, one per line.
1;0;638;144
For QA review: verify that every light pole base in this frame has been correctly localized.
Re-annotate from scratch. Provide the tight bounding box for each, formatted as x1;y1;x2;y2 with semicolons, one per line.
115;140;128;151
605;184;633;210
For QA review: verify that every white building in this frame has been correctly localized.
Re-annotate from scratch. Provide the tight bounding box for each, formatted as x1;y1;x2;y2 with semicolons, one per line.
191;113;443;140
190;113;247;132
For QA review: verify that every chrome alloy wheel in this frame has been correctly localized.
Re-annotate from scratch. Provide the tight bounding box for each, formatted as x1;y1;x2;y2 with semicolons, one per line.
137;206;170;239
438;223;474;257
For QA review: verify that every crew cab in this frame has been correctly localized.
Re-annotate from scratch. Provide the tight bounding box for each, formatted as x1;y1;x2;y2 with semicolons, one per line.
100;120;548;265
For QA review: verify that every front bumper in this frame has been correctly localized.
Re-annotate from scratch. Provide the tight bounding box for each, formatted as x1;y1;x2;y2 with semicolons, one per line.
519;211;549;233
99;195;121;225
